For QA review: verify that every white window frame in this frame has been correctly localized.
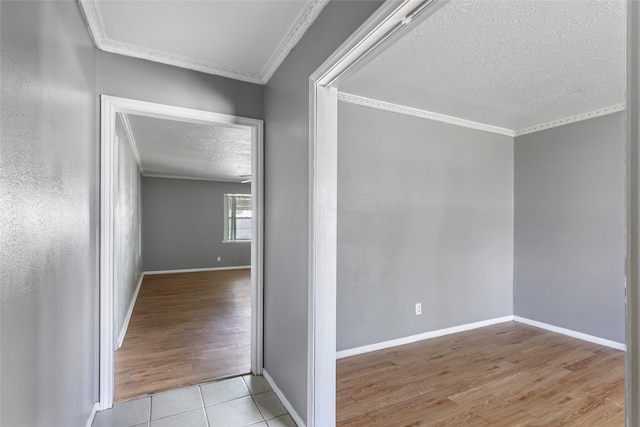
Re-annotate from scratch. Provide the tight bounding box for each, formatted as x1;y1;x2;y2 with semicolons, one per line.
223;193;252;243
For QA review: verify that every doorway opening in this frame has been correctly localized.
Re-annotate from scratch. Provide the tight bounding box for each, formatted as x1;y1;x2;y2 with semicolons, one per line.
308;0;636;426
99;96;264;409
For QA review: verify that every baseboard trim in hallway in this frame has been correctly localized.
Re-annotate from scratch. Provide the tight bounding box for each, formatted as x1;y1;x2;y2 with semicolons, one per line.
144;266;251;275
117;274;144;348
513;315;626;351
336;315;514;359
263;369;306;427
85;402;98;427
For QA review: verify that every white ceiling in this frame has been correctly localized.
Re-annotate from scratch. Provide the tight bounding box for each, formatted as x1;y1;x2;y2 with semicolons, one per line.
79;0;328;84
122;114;252;182
340;0;626;133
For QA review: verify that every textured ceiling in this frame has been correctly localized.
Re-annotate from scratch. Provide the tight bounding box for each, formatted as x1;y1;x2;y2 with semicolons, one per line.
340;0;626;131
124;114;252;182
79;0;328;84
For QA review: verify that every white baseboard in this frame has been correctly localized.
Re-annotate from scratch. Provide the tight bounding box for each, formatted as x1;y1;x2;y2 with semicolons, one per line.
85;402;99;427
513;316;626;351
336;315;514;359
117;273;144;348
144;266;251;275
263;369;306;427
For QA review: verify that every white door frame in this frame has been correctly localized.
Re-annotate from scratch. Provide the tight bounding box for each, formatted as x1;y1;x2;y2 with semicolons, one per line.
99;95;264;410
307;1;638;426
307;2;445;424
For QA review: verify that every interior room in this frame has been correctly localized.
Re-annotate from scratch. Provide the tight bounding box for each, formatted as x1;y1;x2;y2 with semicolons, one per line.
111;111;255;401
334;0;626;425
2;0;639;426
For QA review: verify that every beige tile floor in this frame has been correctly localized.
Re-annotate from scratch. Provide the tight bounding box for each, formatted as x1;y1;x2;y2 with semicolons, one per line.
93;375;297;427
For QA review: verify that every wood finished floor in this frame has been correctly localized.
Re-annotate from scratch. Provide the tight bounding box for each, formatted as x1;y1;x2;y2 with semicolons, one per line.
337;322;625;426
115;269;251;402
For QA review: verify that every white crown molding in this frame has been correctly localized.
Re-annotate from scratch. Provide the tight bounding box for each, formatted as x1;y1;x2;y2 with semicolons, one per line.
78;0;262;83
79;0;327;85
513;104;627;136
260;0;330;83
107;40;263;84
338;92;626;138
337;92;516;137
78;0;105;48
118;113;143;172
142;172;248;183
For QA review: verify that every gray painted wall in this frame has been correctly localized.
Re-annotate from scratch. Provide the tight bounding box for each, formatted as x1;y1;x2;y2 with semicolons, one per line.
97;51;264;120
627;2;640;421
337;102;514;351
115;115;143;340
142;177;251;271
0;1;99;426
514;112;626;343
263;0;383;420
0;4;266;424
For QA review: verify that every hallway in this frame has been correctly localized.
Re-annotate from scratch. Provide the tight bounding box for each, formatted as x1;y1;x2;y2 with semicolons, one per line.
3;1;640;426
94;375;296;427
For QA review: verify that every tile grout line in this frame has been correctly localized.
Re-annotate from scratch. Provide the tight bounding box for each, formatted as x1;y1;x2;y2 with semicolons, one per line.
249;393;266;422
198;385;211;427
243;375;292;425
244;375;281;424
250;391;289;424
148;395;152;425
122;376;283;427
145;387;211;424
244;376;270;423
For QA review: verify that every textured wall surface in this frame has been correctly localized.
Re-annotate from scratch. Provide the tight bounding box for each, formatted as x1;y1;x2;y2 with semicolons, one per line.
0;1;99;426
97;51;265;120
142;177;251;271
263;0;383;420
514;112;626;343
337;102;514;351
114;115;143;341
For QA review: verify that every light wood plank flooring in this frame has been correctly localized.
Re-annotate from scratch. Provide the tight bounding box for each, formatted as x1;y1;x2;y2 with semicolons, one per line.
337;322;624;426
115;269;251;402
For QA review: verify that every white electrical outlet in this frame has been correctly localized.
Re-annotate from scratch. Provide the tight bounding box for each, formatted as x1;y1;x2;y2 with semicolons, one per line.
415;303;422;315
217;257;221;262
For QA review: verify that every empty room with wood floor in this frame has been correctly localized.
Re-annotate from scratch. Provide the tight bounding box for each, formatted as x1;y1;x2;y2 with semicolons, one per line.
110;109;261;402
331;0;627;425
4;0;640;426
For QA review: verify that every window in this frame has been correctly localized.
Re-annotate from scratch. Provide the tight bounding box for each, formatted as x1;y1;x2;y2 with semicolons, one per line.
224;194;252;242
